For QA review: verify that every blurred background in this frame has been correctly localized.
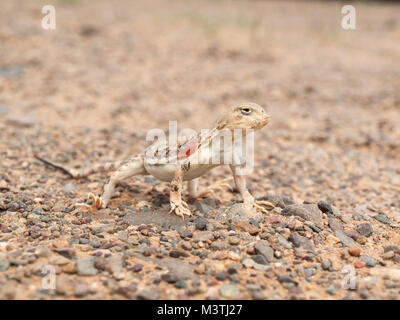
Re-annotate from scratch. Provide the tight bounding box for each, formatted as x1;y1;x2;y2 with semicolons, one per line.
1;0;400;301
0;0;399;206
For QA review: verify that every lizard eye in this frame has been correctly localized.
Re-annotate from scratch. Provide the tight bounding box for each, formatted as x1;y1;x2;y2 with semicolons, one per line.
241;107;252;115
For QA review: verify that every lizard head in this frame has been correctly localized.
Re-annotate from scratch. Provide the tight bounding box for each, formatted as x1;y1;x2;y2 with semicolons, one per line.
217;102;270;131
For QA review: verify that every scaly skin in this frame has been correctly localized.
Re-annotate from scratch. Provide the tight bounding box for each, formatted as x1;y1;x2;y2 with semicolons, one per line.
37;103;274;218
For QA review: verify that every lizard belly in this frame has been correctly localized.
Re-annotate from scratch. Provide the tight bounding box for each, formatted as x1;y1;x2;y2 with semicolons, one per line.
144;162;217;182
182;163;217;181
143;132;222;182
143;163;179;182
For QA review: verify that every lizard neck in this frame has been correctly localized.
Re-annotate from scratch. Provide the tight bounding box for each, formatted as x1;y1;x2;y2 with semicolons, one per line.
197;126;243;153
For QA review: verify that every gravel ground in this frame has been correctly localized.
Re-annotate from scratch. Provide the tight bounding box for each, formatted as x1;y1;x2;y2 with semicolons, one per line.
0;0;400;300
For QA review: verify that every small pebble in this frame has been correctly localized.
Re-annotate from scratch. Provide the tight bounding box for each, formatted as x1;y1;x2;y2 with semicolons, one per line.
348;247;361;257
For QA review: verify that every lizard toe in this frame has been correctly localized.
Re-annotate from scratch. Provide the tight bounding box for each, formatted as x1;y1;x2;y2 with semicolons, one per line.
88;193;105;210
75;193;104;211
169;201;192;219
253;201;274;214
181;200;190;209
256;200;275;209
193;177;233;199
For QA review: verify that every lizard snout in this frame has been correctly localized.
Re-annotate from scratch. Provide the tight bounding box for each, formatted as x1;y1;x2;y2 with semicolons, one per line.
263;114;271;125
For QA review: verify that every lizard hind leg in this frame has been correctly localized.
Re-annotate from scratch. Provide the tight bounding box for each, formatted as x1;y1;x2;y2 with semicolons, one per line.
77;155;147;210
188;177;233;203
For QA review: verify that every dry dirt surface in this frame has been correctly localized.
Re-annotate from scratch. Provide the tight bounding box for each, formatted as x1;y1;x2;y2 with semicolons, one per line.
0;0;400;300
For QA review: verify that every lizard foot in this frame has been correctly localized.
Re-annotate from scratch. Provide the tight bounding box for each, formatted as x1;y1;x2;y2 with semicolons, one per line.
253;200;275;214
169;200;192;219
189;178;233;202
75;193;104;210
244;200;275;214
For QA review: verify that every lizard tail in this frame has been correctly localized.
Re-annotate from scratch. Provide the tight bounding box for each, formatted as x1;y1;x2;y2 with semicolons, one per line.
34;153;122;179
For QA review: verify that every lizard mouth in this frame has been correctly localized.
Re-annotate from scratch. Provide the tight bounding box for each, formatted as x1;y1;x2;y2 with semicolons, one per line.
258;114;270;128
251;117;270;130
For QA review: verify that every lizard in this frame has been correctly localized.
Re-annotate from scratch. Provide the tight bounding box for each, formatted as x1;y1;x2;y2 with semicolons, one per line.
35;102;274;218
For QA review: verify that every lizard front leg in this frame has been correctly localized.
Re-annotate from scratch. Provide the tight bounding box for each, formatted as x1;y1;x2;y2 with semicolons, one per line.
229;165;274;214
169;165;192;218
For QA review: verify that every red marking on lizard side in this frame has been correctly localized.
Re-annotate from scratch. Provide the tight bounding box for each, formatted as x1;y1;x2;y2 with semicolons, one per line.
177;137;198;160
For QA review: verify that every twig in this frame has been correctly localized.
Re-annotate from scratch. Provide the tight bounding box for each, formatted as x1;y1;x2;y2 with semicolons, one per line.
33;153;74;178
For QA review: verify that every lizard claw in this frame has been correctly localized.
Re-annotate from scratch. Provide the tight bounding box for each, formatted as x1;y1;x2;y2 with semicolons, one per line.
181;200;190;209
253;200;275;214
205;177;233;194
169;200;192;219
193;177;233;200
76;193;104;211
